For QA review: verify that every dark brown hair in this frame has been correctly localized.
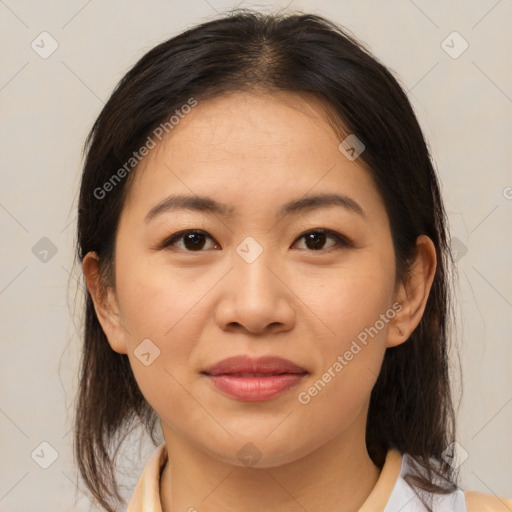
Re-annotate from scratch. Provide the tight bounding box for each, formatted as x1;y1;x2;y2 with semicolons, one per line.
74;9;458;511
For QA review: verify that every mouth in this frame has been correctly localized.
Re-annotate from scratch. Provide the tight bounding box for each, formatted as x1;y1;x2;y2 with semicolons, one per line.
201;355;308;402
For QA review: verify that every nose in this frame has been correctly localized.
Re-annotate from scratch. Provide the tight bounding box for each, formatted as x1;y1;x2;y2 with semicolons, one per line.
214;247;296;335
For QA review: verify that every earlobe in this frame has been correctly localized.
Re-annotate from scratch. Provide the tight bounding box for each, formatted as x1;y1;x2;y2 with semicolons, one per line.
386;235;437;348
386;306;407;348
82;251;128;354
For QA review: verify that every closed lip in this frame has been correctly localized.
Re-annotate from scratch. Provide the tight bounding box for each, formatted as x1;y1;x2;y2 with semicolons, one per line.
202;355;308;376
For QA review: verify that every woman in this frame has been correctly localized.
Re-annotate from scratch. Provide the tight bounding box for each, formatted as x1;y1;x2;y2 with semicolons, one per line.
75;10;512;512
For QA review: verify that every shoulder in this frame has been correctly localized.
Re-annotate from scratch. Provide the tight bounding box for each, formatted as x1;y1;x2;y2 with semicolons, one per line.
397;453;512;512
465;490;512;512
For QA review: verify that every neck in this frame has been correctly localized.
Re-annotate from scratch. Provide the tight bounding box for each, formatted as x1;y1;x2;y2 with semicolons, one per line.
160;416;381;512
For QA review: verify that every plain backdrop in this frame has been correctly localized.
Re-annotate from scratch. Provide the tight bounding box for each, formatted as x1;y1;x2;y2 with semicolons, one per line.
1;0;511;510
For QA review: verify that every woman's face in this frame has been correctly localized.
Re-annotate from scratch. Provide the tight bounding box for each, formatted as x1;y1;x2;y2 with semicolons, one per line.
100;91;403;466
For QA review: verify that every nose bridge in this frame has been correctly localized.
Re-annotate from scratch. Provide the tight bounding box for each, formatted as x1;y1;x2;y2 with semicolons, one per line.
214;235;294;333
232;235;279;303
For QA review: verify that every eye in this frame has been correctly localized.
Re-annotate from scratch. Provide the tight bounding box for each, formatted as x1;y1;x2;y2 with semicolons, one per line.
159;229;219;252
156;228;352;253
292;229;353;251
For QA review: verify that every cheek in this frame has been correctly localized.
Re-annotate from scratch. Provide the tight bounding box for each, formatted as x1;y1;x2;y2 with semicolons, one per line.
297;257;394;409
119;276;201;428
307;257;395;346
113;254;204;403
114;246;218;342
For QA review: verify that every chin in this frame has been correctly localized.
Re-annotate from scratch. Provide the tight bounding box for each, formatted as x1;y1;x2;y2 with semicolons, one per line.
202;434;318;469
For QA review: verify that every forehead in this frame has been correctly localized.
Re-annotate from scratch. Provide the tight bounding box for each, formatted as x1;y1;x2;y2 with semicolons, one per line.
122;90;385;224
161;90;343;160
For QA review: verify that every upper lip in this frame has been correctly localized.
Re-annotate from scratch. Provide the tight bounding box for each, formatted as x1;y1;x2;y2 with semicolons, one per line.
203;355;308;376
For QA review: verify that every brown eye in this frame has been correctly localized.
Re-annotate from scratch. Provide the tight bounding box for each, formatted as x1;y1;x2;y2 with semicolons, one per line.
160;230;219;251
304;232;329;250
182;232;207;250
293;229;352;251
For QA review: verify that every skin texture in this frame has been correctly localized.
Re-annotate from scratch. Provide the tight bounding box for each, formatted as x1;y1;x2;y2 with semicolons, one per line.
83;90;436;512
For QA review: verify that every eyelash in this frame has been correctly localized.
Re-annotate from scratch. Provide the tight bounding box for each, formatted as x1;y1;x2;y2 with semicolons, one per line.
156;228;353;252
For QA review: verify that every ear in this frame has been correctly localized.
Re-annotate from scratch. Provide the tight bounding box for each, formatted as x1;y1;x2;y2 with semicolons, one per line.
82;251;128;354
387;235;437;348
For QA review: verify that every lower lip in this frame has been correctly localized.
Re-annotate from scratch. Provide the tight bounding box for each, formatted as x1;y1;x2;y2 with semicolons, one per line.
205;374;306;401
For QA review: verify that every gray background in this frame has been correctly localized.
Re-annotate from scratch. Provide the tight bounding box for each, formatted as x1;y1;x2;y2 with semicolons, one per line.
1;0;511;510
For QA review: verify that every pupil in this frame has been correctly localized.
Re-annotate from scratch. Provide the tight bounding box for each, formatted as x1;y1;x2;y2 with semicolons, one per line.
185;233;205;250
307;232;326;250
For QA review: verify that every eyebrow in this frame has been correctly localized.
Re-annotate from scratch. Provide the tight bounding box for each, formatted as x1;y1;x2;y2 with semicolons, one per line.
144;192;366;223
